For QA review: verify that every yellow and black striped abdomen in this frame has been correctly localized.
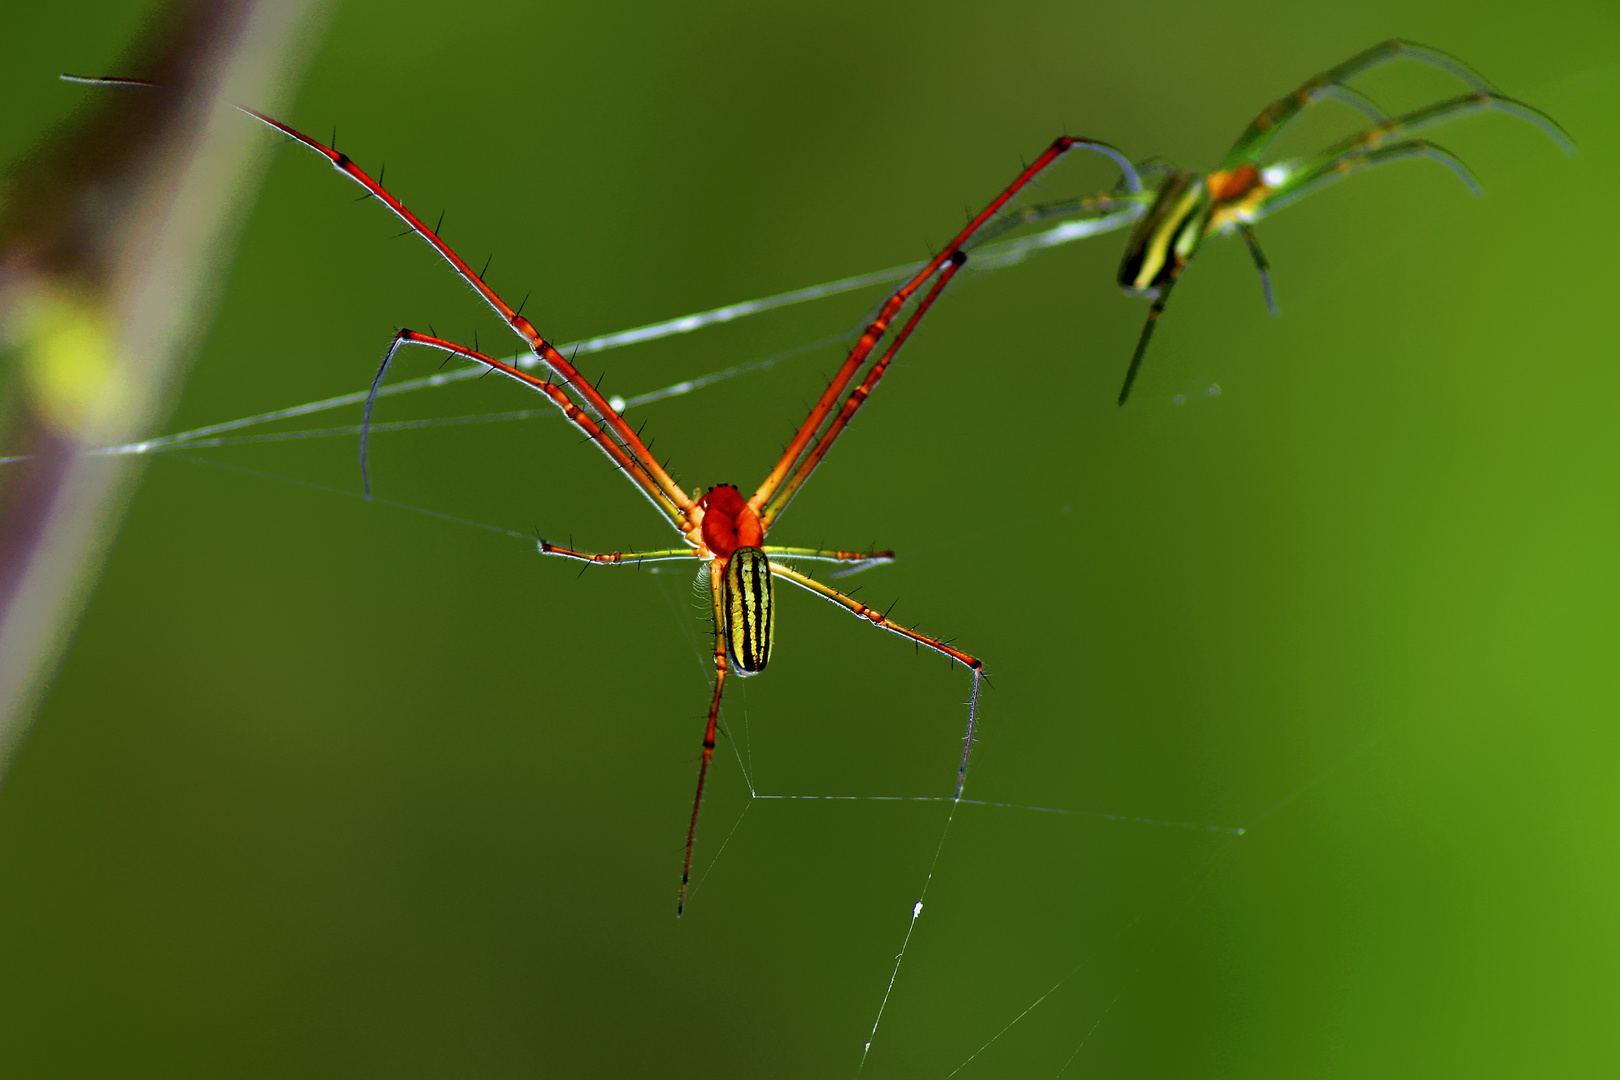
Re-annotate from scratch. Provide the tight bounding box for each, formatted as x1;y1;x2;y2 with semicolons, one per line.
722;547;774;675
1117;171;1211;297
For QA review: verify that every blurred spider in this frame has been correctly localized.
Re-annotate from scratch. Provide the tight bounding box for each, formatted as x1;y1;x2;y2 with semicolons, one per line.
975;40;1573;403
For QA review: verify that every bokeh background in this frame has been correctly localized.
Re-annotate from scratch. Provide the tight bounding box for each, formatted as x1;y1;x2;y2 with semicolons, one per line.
3;1;1617;1075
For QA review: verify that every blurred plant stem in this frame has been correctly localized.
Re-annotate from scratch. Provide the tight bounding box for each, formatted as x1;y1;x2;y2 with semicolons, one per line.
0;0;326;773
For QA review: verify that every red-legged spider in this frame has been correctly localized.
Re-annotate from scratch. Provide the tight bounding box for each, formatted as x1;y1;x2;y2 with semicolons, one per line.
63;73;1138;912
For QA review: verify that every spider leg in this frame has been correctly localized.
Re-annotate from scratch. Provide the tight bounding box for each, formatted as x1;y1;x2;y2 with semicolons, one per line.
1236;223;1278;316
1219;39;1499;170
1314;83;1391;126
748;138;1137;523
968;190;1140;250
760;252;967;528
762;545;896;567
539;542;701;565
679;559;732;916
1248;84;1572;226
1256;140;1480;221
64;75;699;525
769;563;983;799
249;113;699;513
364;330;691;527
1117;267;1184;406
1293;91;1573;177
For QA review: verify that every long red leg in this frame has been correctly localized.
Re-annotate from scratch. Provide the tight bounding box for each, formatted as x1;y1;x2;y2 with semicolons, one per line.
748;138;1135;517
680;558;731;916
236;108;699;521
368;331;690;526
761;251;965;527
61;76;696;526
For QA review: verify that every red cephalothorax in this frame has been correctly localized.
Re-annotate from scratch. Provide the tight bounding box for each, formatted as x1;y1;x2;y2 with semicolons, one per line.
700;484;763;558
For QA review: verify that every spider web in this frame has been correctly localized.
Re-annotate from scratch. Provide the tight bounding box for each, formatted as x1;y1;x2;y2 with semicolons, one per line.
6;207;1374;1075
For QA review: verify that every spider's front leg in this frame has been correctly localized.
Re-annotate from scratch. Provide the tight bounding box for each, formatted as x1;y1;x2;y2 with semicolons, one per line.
1219;39;1498;172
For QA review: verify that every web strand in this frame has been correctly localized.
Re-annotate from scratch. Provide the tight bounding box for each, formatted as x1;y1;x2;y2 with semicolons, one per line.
861;804;959;1072
4;210;1139;471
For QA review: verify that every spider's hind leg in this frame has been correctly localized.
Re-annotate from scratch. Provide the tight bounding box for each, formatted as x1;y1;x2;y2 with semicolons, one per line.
768;562;984;798
1118;266;1185;406
679;558;731;917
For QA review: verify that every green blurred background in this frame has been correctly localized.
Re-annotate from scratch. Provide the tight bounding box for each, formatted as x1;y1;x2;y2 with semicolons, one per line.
3;1;1617;1075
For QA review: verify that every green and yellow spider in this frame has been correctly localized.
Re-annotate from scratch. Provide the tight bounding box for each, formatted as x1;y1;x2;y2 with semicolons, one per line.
979;40;1573;403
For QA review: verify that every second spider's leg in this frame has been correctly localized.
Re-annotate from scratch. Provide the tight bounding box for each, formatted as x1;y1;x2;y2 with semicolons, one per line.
769;563;984;799
1236;222;1278;316
1118;266;1184;406
1219;39;1499;170
1254;140;1482;220
968;189;1143;250
680;558;731;916
1263;93;1568;215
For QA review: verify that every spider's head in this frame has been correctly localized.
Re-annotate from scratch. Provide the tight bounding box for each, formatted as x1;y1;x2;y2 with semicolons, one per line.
1117;170;1211;298
699;484;763;558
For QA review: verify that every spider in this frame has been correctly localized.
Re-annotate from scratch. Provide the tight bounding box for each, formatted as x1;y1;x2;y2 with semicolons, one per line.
968;40;1573;404
63;73;1140;913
